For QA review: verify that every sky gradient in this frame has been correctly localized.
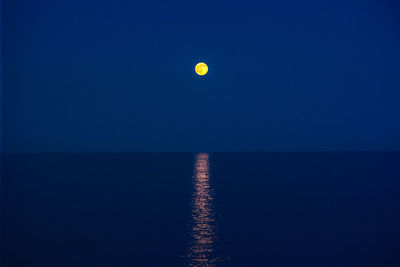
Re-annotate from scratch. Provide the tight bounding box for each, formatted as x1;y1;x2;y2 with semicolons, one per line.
2;0;400;152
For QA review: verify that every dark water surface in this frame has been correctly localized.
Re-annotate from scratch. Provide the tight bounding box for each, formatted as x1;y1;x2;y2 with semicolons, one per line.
2;152;400;266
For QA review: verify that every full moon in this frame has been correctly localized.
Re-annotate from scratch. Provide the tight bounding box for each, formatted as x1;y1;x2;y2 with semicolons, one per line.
195;62;208;76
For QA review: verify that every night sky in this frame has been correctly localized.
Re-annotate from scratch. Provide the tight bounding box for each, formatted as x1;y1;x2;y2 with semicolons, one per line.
3;0;400;152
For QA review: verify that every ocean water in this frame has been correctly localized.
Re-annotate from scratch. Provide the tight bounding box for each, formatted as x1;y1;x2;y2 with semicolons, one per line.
2;152;400;266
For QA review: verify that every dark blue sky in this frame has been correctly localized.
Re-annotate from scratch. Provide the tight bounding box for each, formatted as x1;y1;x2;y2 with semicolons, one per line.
3;0;400;152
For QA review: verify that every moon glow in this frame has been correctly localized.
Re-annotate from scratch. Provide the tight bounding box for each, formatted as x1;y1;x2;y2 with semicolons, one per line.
195;62;208;76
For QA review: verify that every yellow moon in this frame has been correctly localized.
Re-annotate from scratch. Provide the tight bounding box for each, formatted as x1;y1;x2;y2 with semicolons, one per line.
195;62;208;76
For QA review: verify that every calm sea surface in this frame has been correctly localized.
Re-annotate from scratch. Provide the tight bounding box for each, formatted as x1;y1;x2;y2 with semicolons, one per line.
2;152;400;266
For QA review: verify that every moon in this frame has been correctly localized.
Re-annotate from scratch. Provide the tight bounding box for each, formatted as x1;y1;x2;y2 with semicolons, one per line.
195;62;208;76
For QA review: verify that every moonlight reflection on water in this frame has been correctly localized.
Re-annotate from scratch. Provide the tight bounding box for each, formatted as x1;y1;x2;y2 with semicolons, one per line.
187;153;218;266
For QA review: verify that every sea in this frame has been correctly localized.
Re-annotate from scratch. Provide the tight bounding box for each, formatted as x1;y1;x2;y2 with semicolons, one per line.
2;152;400;266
